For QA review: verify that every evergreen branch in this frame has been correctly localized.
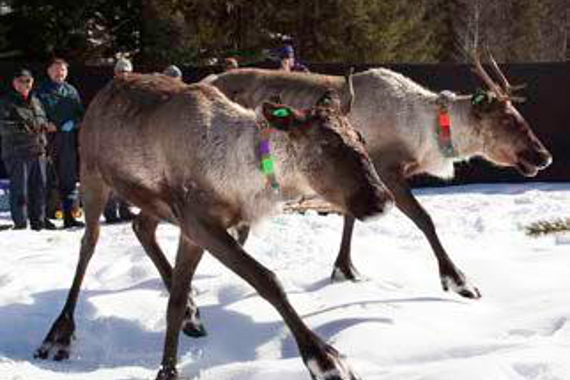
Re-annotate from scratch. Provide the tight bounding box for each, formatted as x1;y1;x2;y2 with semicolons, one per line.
524;218;570;237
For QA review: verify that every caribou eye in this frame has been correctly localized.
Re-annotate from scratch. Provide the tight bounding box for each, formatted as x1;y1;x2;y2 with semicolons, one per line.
355;130;366;145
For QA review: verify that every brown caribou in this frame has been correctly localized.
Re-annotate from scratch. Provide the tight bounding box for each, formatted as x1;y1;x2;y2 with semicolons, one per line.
34;73;392;380
204;52;552;300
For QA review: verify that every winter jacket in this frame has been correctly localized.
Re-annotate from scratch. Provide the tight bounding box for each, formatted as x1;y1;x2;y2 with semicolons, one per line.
0;90;48;159
36;80;84;131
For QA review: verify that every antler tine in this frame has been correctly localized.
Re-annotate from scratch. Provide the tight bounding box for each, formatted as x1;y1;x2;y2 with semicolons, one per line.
485;47;511;92
470;50;506;99
342;67;355;115
486;47;528;99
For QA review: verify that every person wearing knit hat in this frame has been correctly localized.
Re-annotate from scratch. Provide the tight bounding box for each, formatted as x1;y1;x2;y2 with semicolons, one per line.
103;57;137;223
114;58;133;77
278;44;309;73
163;65;183;80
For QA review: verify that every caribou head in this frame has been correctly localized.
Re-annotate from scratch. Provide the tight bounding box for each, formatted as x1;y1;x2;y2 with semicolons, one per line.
262;89;392;220
470;50;552;177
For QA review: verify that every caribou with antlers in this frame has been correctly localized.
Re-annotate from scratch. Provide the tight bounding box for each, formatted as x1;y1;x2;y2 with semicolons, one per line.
71;52;552;344
203;50;551;300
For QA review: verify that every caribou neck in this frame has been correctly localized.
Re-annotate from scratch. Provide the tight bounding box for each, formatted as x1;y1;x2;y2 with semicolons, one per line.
266;131;314;200
438;96;484;160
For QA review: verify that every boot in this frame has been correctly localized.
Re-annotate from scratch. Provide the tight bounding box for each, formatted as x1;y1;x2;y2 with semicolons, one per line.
63;210;85;229
43;218;58;230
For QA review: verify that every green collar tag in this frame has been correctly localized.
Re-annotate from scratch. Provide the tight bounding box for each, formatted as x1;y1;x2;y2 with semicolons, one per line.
273;108;290;118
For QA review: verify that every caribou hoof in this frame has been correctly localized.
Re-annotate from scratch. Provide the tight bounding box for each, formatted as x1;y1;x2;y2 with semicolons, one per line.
306;345;362;380
156;365;178;380
34;343;71;361
442;275;481;299
181;307;207;338
34;315;75;360
331;264;363;283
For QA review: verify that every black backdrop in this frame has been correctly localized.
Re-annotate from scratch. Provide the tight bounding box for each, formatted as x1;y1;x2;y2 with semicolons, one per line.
0;60;568;187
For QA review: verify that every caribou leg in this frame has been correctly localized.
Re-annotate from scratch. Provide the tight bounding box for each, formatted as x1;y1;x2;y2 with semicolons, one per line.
168;217;361;380
132;216;251;337
132;212;206;337
382;168;480;298
235;224;250;246
331;216;362;282
332;167;480;299
35;174;110;361
156;235;204;380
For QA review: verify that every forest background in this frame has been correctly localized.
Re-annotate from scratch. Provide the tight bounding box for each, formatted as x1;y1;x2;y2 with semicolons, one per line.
0;0;568;66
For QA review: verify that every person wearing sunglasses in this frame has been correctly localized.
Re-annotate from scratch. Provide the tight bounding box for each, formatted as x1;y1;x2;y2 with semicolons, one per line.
0;68;57;230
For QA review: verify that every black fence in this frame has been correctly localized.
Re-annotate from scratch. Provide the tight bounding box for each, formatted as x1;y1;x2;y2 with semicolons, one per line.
0;60;569;186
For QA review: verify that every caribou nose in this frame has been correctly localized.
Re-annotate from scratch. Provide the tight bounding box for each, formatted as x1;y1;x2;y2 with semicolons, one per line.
522;147;553;169
540;150;553;169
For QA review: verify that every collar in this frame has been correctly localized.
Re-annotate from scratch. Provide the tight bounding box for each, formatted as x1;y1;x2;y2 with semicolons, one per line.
435;92;459;158
257;121;281;195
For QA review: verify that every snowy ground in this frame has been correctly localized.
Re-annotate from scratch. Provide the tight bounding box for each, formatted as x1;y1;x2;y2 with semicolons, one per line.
1;182;570;380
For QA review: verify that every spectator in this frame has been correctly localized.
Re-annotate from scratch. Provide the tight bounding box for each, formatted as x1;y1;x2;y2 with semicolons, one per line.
163;65;183;80
223;57;239;71
113;57;133;78
0;68;57;230
37;58;85;229
103;58;137;224
278;44;309;73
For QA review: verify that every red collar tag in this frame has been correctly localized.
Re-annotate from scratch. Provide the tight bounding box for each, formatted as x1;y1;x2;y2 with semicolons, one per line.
437;110;457;157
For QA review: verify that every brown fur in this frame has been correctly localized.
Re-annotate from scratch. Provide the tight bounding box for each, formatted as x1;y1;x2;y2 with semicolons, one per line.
35;73;391;380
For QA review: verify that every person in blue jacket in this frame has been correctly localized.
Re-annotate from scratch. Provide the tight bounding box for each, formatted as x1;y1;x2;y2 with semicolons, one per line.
0;68;57;230
36;58;85;228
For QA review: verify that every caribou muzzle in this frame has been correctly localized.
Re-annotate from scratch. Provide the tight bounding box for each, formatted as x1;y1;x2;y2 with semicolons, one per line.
515;145;552;177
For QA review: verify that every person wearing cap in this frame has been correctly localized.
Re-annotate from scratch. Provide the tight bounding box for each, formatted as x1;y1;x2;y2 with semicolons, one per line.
0;68;57;230
279;44;309;73
163;65;183;81
102;57;137;224
36;58;85;229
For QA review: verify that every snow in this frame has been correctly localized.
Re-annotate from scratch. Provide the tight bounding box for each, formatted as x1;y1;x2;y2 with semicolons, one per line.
1;182;570;380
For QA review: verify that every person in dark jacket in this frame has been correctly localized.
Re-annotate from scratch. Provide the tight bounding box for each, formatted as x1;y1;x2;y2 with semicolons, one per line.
0;68;57;230
36;58;85;228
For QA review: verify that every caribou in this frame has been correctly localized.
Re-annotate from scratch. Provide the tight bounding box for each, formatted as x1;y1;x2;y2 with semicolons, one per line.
204;51;551;300
34;73;392;380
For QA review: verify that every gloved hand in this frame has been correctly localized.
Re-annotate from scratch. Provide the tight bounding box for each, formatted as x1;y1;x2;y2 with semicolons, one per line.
61;120;75;132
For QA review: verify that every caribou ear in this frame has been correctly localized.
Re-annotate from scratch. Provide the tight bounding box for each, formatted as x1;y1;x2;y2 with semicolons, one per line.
316;89;342;111
262;102;303;131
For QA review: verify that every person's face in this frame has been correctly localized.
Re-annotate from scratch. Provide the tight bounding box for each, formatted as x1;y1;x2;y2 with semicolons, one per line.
281;57;294;71
12;76;34;97
114;70;130;78
47;63;68;83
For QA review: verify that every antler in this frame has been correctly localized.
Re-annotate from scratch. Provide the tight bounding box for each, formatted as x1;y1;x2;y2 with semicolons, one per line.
471;50;507;100
485;47;527;102
342;67;355;115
